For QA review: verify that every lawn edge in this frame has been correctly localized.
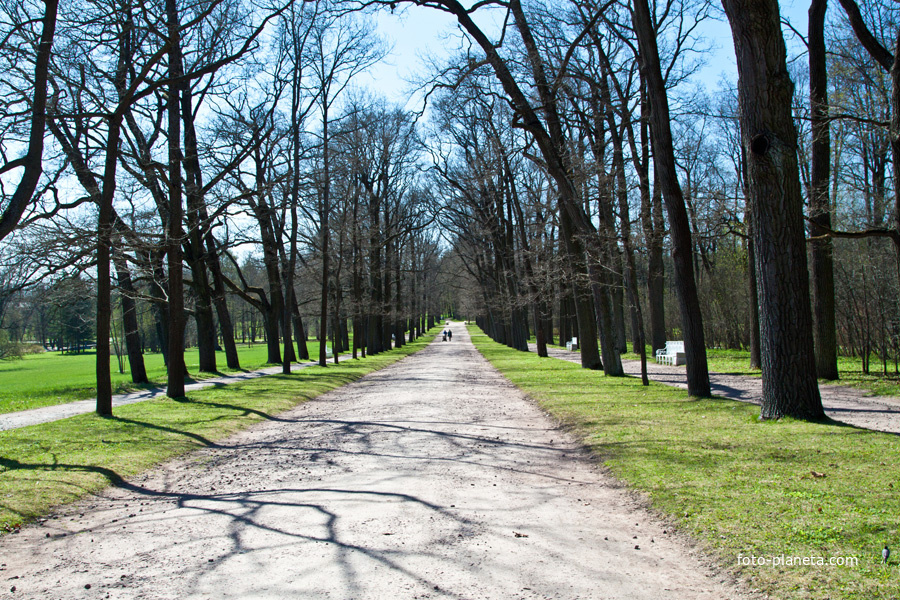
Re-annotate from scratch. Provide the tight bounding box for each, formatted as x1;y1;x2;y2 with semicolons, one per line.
0;330;439;533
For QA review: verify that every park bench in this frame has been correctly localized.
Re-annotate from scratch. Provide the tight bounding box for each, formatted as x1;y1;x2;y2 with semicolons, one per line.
655;341;685;366
565;337;578;351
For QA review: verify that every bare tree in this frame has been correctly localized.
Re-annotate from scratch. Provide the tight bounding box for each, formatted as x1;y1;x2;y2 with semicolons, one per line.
0;0;58;241
721;0;823;419
631;0;711;396
808;0;839;380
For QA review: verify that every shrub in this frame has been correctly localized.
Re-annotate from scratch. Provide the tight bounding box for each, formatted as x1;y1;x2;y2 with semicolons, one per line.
0;331;24;361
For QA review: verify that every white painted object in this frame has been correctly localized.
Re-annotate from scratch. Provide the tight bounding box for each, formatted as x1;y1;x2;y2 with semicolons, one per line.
655;340;686;366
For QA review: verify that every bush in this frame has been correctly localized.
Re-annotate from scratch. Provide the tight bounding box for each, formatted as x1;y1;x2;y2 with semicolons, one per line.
0;331;24;361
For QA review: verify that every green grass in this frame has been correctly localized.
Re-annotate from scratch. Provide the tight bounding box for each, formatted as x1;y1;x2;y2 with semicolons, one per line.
0;340;339;414
621;346;761;375
0;330;437;531
621;345;900;397
474;326;899;600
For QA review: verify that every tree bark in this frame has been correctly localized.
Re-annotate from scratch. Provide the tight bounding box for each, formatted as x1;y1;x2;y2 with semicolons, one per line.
149;250;170;366
206;248;240;369
113;248;148;384
836;0;900;341
250;141;284;365
808;0;838;380
292;297;309;360
0;0;57;242
626;78;666;354
166;0;187;398
722;0;823;419
183;237;218;372
181;85;217;373
367;201;384;355
633;0;710;396
747;236;762;369
560;207;603;369
608;101;648;383
647;181;667;353
319;103;331;367
95;115;122;415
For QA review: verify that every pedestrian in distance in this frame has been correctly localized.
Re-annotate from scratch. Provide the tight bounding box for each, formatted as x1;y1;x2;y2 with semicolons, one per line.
447;329;453;341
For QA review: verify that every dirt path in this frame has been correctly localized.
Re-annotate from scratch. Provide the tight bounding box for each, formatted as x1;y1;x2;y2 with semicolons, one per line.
0;325;749;600
530;343;900;435
0;363;314;432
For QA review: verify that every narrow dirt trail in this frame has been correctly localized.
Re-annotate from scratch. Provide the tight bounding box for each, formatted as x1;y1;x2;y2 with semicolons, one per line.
0;325;749;600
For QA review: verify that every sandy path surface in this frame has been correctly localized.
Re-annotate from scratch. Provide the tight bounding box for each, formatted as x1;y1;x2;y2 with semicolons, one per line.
530;343;900;435
0;363;314;432
0;325;750;600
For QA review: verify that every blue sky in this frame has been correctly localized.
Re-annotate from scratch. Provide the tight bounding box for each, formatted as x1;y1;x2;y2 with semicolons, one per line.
359;0;814;110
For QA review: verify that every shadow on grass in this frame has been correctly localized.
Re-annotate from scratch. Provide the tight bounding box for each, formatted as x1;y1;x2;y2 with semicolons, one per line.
106;415;218;448
0;456;128;488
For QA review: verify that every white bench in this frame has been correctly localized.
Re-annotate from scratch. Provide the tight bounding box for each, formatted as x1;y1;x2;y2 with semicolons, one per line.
565;337;578;351
655;341;685;366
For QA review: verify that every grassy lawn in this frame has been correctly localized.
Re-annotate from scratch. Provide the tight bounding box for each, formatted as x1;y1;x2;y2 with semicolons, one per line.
619;345;900;397
0;340;341;414
474;326;898;600
0;330;436;531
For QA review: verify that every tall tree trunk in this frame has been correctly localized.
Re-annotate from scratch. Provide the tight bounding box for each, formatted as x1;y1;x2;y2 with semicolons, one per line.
207;251;240;369
748;237;762;369
94;0;135;414
559;288;570;346
113;249;148;383
180;84;217;373
382;236;394;351
165;0;186;397
608;104;649;383
633;0;710;396
646;181;667;353
506;157;548;357
740;135;762;369
184;240;218;372
722;0;823;419
95;116;123;415
611;274;627;353
180;83;241;372
560;207;603;369
629;85;666;354
250;142;283;365
149;250;170;366
394;242;404;348
837;0;900;350
318;104;331;367
292;297;309;360
0;0;57;242
808;0;838;380
262;299;280;363
589;262;622;374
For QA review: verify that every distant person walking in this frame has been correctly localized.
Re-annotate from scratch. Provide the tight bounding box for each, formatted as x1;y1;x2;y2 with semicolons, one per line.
447;329;453;341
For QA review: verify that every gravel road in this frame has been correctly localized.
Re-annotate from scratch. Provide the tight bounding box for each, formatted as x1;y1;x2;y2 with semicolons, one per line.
0;325;750;599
